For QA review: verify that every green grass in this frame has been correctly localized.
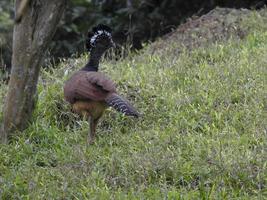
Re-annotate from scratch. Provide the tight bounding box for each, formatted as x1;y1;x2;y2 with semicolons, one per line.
0;10;266;199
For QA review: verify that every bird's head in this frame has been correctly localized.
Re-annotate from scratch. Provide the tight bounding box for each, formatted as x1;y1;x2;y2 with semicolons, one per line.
86;24;115;52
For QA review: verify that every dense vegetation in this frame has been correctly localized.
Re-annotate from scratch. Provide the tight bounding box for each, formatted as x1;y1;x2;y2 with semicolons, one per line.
0;8;266;199
0;0;265;73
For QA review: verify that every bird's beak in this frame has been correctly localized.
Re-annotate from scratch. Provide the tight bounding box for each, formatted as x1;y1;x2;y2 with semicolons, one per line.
111;40;116;48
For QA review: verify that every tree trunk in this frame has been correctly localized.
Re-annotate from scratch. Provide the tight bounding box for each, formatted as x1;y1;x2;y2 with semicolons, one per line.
0;0;66;142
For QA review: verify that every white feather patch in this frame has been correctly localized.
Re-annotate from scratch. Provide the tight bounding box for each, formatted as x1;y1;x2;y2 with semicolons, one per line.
90;30;111;46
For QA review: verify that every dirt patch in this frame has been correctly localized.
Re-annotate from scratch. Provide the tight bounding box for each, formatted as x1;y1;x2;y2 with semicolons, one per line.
150;7;262;53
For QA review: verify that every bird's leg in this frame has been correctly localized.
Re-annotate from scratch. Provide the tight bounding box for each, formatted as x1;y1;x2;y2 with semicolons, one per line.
88;117;95;145
87;117;99;145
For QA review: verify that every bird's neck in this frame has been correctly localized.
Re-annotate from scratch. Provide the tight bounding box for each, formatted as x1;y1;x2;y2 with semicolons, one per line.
81;48;106;72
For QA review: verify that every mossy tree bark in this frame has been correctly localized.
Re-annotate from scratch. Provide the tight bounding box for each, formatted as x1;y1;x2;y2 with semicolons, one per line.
0;0;67;142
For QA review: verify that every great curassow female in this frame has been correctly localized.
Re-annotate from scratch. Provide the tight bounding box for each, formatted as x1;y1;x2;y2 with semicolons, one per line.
64;24;139;144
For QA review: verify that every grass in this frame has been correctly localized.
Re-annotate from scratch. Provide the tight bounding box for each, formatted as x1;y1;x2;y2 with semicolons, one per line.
0;9;266;199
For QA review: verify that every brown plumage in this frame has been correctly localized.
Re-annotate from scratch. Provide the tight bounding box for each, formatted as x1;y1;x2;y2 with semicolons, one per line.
64;24;139;144
64;71;116;104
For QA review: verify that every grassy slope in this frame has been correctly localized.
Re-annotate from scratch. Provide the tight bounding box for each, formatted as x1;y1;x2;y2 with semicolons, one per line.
0;9;266;199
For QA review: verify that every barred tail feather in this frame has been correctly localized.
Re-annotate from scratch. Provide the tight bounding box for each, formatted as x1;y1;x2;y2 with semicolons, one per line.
106;93;139;117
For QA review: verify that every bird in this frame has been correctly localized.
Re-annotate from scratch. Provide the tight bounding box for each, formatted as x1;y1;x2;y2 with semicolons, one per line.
64;24;139;144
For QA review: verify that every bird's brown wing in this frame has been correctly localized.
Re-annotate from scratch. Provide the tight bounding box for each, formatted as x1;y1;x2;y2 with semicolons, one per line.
64;71;116;104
